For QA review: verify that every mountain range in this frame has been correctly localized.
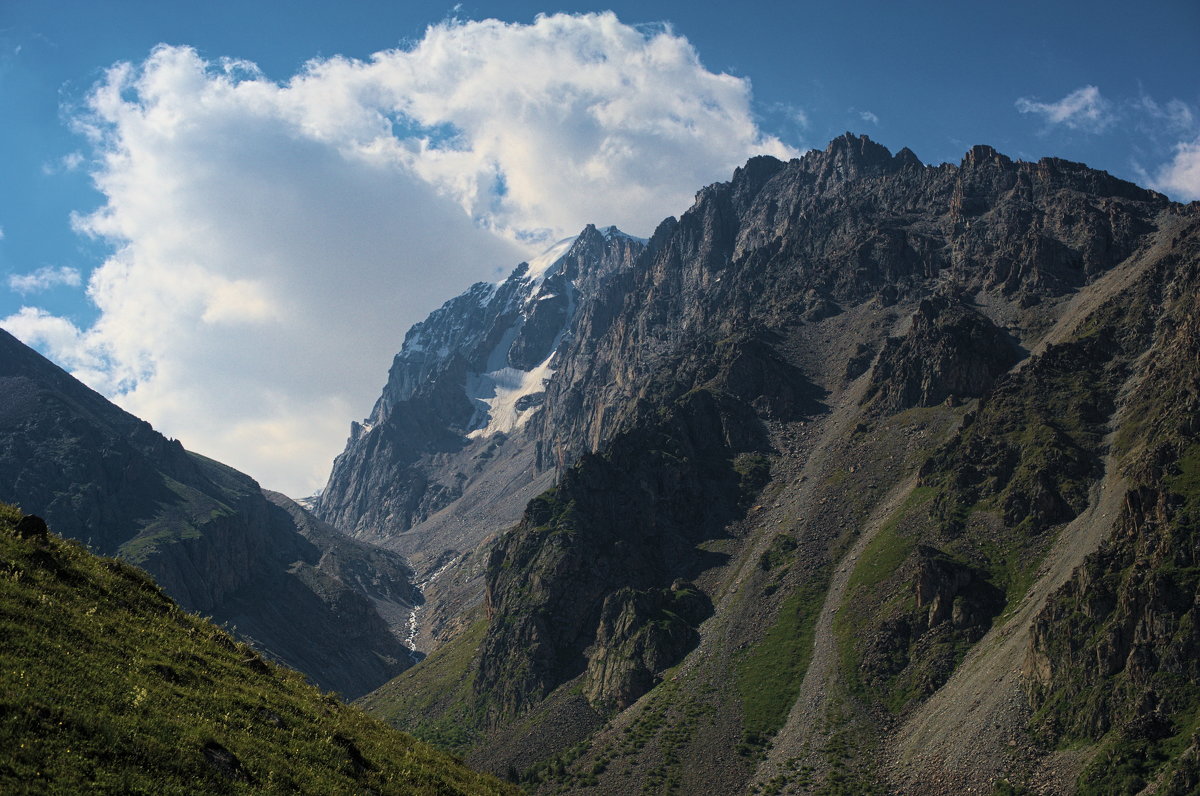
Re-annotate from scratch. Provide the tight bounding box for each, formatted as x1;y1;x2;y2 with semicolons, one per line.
3;133;1199;794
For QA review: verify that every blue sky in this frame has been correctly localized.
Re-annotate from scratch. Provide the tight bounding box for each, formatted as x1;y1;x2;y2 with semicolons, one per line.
1;1;1197;494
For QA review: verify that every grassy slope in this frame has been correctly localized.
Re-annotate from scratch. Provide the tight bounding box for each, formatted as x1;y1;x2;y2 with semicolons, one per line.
0;503;513;795
736;548;825;747
357;618;489;755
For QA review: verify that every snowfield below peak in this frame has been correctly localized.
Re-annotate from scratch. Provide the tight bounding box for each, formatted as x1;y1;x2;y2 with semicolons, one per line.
465;354;555;439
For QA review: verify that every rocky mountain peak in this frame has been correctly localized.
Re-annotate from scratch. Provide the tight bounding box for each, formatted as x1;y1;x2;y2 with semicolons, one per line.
960;143;1011;169
731;154;788;194
317;225;647;542
801;132;911;184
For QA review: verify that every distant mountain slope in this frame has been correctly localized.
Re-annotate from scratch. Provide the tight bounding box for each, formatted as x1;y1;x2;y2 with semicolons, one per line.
0;329;417;698
0;503;514;795
318;225;644;547
357;135;1200;794
317;224;645;651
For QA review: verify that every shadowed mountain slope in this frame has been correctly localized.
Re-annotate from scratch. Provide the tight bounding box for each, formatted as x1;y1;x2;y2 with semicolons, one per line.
0;329;417;698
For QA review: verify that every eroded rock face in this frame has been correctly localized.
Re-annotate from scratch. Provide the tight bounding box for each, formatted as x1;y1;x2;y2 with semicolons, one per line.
478;389;761;721
863;295;1018;413
857;545;1004;706
1026;245;1200;782
913;546;995;629
532;133;1166;474
584;582;711;712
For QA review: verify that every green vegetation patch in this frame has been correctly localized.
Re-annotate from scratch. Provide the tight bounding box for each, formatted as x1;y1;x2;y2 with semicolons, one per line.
0;505;513;795
846;488;933;597
759;533;799;572
834;487;929;711
356;618;488;754
1167;443;1200;510
734;453;772;501
737;577;826;749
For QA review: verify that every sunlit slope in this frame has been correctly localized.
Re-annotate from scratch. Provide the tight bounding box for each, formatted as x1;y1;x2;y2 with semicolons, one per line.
0;503;515;795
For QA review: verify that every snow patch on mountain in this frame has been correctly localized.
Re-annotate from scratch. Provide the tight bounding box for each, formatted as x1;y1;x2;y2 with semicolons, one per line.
463;294;551;438
523;236;577;281
465;354;555;438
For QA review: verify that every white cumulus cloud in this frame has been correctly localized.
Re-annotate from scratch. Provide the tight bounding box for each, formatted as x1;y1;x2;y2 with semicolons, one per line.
1016;85;1115;133
1;12;794;496
1151;137;1200;201
8;265;83;294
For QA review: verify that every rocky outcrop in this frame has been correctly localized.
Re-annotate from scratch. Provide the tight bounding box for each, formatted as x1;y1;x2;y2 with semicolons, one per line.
912;545;1002;630
918;317;1141;536
0;329;417;698
584;581;711;712
478;388;764;721
863;295;1018;412
857;546;1004;709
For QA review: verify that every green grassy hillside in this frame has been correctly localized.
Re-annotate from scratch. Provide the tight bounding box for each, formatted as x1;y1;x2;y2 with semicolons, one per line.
0;503;514;795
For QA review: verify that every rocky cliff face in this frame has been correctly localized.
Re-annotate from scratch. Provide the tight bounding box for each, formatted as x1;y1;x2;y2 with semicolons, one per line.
317;226;644;545
583;580;711;713
0;329;417;698
1025;225;1200;792
359;135;1200;794
863;294;1019;413
478;386;761;720
530;134;1164;476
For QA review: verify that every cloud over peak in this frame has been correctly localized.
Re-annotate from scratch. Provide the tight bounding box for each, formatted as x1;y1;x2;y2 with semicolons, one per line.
286;12;795;244
2;12;794;495
1151;137;1200;201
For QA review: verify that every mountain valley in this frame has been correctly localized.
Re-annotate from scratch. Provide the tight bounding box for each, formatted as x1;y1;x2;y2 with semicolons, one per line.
3;133;1199;794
